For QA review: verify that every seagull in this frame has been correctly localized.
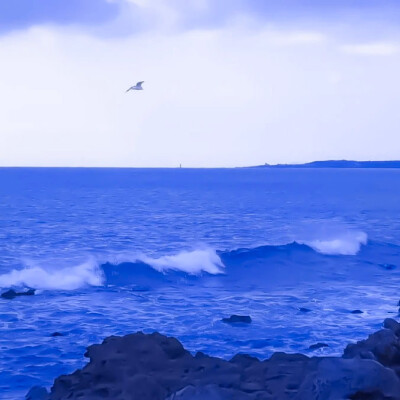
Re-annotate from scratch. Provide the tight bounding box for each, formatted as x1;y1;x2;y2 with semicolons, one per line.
126;81;144;92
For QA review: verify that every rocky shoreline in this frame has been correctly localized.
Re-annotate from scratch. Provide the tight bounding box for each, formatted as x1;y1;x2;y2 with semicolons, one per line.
26;318;400;400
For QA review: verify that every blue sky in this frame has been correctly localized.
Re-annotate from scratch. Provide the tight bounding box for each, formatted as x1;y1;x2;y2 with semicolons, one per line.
0;0;399;166
0;0;120;32
2;1;400;34
1;1;400;29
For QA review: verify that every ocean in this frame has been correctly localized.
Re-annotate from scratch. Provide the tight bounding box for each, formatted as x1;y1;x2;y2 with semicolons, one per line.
1;167;400;399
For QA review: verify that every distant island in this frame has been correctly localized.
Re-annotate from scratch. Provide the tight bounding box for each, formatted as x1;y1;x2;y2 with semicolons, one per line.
252;160;400;168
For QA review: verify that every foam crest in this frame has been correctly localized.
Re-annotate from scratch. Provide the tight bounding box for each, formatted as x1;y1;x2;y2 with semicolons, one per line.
141;248;224;274
0;259;104;290
302;231;368;255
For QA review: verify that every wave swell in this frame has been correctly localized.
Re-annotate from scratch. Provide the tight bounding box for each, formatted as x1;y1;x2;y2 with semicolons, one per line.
0;231;370;291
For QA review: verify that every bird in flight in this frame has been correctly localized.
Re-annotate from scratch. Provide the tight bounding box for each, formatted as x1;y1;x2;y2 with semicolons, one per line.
126;81;144;92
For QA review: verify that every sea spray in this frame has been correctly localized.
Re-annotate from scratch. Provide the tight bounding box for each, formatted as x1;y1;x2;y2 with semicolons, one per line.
0;258;104;290
0;233;368;291
141;248;225;274
301;231;368;255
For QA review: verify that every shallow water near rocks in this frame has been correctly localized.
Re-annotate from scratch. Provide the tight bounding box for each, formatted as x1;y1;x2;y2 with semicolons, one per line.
1;167;400;399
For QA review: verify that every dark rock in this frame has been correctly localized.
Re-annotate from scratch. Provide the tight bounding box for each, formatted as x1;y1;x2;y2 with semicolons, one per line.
304;358;400;400
309;343;329;350
349;389;393;400
165;384;240;400
384;318;400;336
25;386;49;400
39;324;400;400
230;353;260;368
1;289;18;299
343;325;400;371
221;315;252;324
298;307;311;313
51;332;64;337
195;351;207;359
351;310;364;314
1;288;36;300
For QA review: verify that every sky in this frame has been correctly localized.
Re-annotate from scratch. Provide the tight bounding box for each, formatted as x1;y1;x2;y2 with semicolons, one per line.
0;0;400;167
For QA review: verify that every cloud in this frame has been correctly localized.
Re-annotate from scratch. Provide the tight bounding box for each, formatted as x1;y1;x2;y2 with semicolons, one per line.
128;0;400;30
266;31;326;46
342;42;400;56
1;1;400;167
3;0;400;37
0;25;399;167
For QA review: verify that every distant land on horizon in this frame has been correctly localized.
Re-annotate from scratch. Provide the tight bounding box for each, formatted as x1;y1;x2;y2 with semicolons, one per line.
252;160;400;168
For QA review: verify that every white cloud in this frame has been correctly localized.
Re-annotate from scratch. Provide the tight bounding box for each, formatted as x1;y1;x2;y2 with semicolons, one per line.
0;24;400;167
266;31;326;46
342;42;400;56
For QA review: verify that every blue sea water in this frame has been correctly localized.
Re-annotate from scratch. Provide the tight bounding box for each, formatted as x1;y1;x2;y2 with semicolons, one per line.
1;167;400;399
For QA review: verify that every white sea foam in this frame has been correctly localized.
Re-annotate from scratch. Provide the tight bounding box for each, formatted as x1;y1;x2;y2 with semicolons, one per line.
301;231;368;255
105;247;225;275
0;233;365;291
0;259;104;290
0;249;223;291
141;248;225;274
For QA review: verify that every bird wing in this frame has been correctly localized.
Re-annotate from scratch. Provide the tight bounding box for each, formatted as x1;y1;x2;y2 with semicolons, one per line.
136;81;144;87
126;87;133;92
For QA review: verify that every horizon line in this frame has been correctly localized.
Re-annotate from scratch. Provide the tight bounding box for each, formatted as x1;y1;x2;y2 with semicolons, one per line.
0;159;400;169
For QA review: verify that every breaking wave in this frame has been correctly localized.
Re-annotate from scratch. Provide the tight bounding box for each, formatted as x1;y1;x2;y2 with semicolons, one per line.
300;230;368;255
0;259;103;290
0;231;369;291
123;248;224;275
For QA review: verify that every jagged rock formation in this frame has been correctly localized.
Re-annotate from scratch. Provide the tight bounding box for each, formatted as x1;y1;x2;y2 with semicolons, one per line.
27;319;400;400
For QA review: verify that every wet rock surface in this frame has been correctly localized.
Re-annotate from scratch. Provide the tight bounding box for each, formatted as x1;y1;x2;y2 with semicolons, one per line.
28;319;400;400
1;288;35;299
308;342;329;350
26;386;49;400
221;315;252;324
343;318;400;372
